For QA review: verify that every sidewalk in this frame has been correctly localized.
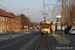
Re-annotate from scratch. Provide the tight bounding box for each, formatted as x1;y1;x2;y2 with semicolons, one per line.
0;33;26;41
0;30;37;42
0;31;19;35
0;30;34;36
52;33;71;44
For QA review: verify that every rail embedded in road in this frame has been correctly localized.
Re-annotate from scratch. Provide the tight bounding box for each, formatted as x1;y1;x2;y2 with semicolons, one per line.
35;35;52;50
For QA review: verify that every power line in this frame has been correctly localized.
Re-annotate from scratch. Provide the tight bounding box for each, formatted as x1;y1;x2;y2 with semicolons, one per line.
0;4;12;12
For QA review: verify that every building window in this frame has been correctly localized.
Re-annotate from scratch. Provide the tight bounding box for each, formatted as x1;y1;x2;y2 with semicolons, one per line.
3;18;5;21
1;18;2;21
7;26;8;29
3;25;5;29
9;19;10;21
6;18;7;22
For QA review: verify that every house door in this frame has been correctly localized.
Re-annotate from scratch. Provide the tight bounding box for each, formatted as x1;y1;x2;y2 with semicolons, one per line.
0;26;2;33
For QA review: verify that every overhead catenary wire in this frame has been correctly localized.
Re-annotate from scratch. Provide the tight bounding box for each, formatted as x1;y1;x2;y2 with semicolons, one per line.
0;4;12;12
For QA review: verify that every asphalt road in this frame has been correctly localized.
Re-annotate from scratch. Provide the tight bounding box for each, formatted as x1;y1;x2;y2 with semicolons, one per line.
0;31;40;50
0;31;75;50
27;33;73;50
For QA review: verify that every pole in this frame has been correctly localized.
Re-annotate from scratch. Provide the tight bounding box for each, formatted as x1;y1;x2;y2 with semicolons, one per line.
43;0;45;21
63;30;65;42
69;0;71;26
43;0;44;10
62;0;64;26
53;3;55;34
53;3;54;23
62;0;65;42
43;0;46;21
65;3;66;26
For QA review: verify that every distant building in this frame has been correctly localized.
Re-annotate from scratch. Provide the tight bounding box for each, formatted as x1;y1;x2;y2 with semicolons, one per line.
14;18;21;32
0;8;21;33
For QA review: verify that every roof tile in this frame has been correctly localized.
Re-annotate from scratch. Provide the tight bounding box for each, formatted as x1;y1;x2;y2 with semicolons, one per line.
0;9;15;18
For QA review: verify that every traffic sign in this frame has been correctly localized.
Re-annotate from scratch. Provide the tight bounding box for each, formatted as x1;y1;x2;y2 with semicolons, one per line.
24;25;27;28
61;14;64;18
56;15;61;18
61;16;64;18
56;18;62;31
62;26;65;30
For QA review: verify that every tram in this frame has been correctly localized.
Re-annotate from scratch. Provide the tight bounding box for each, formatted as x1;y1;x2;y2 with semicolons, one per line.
40;21;50;34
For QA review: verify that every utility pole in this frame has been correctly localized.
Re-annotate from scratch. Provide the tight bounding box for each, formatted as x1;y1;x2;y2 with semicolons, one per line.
65;3;66;26
53;3;54;23
43;0;45;21
53;3;55;34
68;0;70;26
73;4;75;26
62;0;64;26
73;8;75;26
17;12;19;16
43;0;45;12
62;0;65;43
67;3;68;26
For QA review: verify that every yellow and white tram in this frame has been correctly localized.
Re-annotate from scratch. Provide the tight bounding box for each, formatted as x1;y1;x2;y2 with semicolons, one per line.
40;21;50;34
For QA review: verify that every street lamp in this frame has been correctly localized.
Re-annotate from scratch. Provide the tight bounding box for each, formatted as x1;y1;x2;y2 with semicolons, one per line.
21;8;30;14
27;15;33;17
21;8;30;29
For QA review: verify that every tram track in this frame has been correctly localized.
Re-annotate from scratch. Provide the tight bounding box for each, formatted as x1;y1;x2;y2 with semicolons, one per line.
47;34;52;50
35;34;52;50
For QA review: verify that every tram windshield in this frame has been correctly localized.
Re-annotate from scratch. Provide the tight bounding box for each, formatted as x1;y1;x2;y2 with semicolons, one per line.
41;24;49;28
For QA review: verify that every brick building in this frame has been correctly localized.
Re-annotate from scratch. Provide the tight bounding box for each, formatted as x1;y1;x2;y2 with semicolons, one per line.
14;18;21;32
0;9;21;33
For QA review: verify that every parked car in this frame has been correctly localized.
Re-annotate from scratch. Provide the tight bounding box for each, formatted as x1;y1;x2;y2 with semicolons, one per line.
64;26;72;34
69;28;75;34
29;27;33;30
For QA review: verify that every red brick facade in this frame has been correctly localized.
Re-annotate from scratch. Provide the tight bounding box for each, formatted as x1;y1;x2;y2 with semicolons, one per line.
0;9;21;33
5;17;21;32
13;19;21;32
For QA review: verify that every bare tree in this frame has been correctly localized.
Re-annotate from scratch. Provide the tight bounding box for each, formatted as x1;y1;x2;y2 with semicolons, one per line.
57;0;75;26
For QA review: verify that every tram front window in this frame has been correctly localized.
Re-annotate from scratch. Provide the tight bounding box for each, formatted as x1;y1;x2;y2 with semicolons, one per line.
41;24;49;28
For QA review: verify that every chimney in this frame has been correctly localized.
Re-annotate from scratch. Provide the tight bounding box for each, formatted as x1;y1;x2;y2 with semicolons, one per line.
0;8;2;10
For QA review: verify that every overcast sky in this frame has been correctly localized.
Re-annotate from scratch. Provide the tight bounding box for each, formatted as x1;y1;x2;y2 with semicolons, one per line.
0;0;61;23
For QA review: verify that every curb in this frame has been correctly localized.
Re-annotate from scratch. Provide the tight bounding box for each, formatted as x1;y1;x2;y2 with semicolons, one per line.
52;34;71;44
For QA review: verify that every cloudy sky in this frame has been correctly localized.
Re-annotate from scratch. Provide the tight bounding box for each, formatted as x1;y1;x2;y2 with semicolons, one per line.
0;0;61;23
